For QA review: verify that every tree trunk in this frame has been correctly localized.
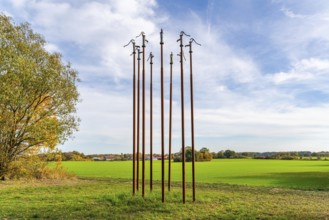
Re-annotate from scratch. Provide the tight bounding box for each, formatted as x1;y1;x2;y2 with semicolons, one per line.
0;161;9;181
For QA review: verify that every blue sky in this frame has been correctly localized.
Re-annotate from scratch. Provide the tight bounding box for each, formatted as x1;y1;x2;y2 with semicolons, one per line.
1;0;329;154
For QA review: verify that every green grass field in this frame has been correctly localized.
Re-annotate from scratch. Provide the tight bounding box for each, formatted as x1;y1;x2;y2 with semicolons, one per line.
61;159;329;190
1;159;329;219
1;178;329;219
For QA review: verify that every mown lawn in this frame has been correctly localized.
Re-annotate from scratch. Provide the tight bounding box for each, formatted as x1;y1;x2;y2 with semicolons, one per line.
60;159;329;190
0;178;329;219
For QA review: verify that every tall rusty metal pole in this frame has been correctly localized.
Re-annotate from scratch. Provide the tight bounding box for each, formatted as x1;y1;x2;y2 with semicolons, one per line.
136;46;141;192
185;38;201;202
137;46;142;192
160;29;165;203
142;33;146;198
136;32;147;198
188;41;195;202
124;39;137;195
148;52;154;191
177;31;189;204
168;52;173;191
132;42;137;196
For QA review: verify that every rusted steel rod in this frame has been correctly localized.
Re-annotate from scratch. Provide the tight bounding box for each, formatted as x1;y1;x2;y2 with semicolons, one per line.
127;30;200;203
136;32;148;198
132;42;137;196
148;52;154;191
142;34;145;198
186;38;201;202
136;46;141;192
168;52;173;191
189;42;195;202
124;39;137;195
177;31;189;204
160;29;165;203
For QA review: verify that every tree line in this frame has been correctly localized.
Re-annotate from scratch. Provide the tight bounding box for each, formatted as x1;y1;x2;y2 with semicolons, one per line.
211;150;329;160
41;149;329;162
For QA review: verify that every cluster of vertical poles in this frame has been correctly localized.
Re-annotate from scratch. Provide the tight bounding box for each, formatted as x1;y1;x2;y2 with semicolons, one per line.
124;30;200;203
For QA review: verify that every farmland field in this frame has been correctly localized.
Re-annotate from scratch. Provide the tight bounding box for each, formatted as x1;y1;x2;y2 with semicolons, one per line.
1;159;329;219
61;159;329;190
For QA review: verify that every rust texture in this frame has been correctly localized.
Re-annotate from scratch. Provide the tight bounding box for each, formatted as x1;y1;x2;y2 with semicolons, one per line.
148;52;154;191
160;29;165;203
168;52;173;191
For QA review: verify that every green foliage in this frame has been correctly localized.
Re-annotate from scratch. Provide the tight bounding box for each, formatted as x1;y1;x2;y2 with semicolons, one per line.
223;149;236;158
185;146;193;162
62;151;89;161
173;147;212;162
0;14;79;178
40;150;90;161
216;150;225;158
198;147;212;161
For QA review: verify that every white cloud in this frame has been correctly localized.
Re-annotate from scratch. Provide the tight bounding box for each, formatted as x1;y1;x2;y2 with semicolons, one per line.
281;7;305;19
10;0;28;8
270;58;329;84
273;2;329;61
4;0;160;80
44;43;61;53
195;104;329;152
1;10;12;17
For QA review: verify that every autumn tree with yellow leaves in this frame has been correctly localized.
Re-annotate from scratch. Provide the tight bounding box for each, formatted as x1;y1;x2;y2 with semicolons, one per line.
0;14;79;179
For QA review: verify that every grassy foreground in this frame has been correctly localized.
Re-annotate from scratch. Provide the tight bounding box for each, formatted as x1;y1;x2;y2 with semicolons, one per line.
1;159;328;219
1;178;329;219
60;159;329;190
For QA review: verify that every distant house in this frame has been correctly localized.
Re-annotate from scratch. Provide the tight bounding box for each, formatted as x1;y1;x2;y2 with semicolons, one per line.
104;155;120;161
156;155;169;160
146;156;157;160
92;157;103;161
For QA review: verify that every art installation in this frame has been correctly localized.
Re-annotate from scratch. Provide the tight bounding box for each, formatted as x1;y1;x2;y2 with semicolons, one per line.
124;30;200;203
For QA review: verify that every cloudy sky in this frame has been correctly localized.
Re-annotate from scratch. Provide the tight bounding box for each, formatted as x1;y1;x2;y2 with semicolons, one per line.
1;0;329;154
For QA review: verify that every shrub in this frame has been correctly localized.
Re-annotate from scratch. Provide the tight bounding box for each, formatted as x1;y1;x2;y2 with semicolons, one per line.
6;155;75;180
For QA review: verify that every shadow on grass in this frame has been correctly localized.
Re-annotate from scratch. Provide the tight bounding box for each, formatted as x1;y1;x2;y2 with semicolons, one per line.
79;174;329;191
230;172;329;191
310;164;329;167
